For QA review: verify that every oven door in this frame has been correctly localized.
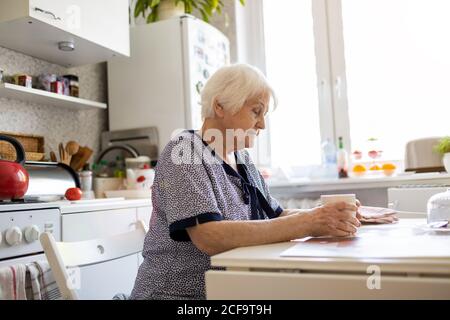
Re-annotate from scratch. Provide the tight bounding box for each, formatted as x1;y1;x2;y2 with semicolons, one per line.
0;253;47;268
0;253;52;300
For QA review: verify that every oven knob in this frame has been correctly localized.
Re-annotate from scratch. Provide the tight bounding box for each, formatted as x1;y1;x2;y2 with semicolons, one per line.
24;225;40;243
5;227;22;246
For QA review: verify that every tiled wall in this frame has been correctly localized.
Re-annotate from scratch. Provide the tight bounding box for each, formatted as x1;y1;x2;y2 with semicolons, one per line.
0;1;237;163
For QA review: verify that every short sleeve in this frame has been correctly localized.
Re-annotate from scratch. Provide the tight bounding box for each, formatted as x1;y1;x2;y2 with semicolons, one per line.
156;136;223;241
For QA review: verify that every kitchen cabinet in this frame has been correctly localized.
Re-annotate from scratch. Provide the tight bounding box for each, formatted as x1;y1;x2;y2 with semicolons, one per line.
61;201;152;299
0;0;130;67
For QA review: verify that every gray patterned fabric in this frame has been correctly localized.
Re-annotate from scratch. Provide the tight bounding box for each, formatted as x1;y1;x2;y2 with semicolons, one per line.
130;130;282;300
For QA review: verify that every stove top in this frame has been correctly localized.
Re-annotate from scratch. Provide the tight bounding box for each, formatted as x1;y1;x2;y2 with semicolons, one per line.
0;199;45;205
0;199;59;212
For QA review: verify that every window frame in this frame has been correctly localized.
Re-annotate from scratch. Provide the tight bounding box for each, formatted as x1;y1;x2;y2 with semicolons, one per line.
235;0;346;168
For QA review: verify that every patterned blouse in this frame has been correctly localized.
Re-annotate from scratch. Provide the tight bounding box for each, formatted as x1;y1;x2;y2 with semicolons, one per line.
130;130;283;300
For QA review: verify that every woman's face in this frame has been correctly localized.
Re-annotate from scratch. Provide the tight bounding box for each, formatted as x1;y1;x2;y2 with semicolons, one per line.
219;91;269;150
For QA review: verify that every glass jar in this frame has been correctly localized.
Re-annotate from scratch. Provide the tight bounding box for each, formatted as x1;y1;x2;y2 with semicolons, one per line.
427;189;450;223
79;169;95;199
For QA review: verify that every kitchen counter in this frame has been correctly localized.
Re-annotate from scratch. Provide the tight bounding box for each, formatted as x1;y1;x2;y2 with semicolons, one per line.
0;198;152;213
267;172;450;208
55;198;152;214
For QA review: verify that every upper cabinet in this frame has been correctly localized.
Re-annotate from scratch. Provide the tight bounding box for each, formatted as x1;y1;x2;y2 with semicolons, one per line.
0;0;130;67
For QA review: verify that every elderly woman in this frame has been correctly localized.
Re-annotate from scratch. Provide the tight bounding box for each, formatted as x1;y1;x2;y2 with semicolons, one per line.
130;63;360;300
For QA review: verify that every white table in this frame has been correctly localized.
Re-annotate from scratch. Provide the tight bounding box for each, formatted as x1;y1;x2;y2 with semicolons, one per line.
206;219;450;299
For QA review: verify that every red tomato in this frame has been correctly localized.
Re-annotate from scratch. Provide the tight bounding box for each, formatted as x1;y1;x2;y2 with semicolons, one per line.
137;175;146;183
65;187;82;201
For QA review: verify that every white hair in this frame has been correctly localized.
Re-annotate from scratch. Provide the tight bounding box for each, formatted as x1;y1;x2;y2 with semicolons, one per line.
200;63;277;119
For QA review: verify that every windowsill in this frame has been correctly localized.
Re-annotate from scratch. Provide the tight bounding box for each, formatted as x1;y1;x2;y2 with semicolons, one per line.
267;172;450;192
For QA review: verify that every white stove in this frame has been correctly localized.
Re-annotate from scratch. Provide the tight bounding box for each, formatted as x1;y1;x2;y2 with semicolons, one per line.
0;160;154;298
0;201;61;264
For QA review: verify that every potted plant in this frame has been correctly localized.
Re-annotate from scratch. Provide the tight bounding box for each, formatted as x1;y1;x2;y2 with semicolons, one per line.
134;0;245;23
434;136;450;172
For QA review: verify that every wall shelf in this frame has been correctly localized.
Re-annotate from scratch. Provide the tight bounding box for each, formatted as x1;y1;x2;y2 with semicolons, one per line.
0;83;107;110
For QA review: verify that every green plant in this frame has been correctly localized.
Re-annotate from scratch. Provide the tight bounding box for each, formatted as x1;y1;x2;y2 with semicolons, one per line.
134;0;245;23
434;136;450;155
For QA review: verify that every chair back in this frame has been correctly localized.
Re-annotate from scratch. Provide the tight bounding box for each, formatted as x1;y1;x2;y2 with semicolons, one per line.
40;220;147;300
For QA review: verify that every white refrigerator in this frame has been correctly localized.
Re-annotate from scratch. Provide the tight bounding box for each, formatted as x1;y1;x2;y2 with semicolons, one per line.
107;15;230;154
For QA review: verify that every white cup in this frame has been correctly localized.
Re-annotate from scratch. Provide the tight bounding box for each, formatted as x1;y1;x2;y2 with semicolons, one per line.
320;194;357;216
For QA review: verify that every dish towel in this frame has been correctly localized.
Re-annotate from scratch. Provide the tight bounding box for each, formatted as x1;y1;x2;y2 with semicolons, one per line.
0;264;28;300
25;261;61;300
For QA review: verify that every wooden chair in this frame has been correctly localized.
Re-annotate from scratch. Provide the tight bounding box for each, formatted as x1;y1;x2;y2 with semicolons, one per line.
40;220;148;300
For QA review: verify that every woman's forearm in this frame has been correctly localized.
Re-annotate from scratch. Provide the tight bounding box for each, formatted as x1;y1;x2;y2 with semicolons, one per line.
279;208;310;217
186;212;313;256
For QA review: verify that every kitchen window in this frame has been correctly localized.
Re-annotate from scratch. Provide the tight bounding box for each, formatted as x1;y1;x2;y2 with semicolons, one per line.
263;0;322;168
238;0;450;171
341;0;450;161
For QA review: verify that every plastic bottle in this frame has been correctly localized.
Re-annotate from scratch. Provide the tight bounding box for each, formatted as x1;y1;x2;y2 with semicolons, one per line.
321;139;337;179
337;136;349;178
114;156;126;178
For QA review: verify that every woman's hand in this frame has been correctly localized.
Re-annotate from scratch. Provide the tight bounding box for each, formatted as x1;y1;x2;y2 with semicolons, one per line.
356;199;363;220
306;202;361;237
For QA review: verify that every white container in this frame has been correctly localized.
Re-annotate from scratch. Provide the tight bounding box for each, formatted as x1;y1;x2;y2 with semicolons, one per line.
443;153;450;173
125;156;151;170
79;170;93;192
126;168;155;190
427;189;450;223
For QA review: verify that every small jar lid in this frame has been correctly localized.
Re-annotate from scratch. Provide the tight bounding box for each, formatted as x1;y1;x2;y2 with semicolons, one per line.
79;170;92;177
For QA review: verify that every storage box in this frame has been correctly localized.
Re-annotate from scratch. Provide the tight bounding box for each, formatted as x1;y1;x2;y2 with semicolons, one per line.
14;74;32;88
0;131;45;161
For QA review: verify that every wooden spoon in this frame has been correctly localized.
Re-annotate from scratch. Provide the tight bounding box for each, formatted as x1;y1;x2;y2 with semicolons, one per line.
50;151;57;162
59;142;68;165
65;141;79;165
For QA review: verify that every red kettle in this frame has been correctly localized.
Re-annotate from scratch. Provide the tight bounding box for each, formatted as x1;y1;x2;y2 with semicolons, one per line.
0;135;29;200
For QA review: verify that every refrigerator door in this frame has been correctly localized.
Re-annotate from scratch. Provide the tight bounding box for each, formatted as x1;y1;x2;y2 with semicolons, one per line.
180;16;230;130
108;18;185;153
